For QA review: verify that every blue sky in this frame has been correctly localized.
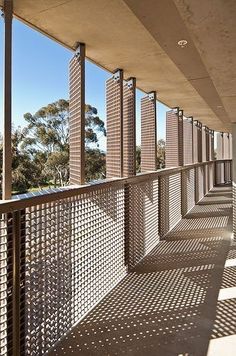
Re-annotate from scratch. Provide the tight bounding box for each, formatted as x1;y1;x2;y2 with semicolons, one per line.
0;19;169;151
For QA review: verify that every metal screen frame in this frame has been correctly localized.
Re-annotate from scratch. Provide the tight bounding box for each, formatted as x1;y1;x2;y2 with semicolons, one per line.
106;69;124;178
69;43;85;185
141;92;157;172
123;78;136;177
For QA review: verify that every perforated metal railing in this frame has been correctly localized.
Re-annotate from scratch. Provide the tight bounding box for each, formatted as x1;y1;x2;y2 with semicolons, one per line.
216;159;232;185
0;159;231;356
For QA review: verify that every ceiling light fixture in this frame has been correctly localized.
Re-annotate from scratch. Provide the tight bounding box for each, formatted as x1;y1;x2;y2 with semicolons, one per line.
178;39;188;48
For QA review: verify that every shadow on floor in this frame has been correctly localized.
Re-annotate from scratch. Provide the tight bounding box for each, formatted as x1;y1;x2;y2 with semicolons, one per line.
49;186;234;356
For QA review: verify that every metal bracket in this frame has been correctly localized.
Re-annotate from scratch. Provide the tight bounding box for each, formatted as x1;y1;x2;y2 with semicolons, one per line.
75;46;81;61
1;0;13;19
74;42;85;62
148;92;156;101
126;77;135;89
184;116;193;123
113;69;123;82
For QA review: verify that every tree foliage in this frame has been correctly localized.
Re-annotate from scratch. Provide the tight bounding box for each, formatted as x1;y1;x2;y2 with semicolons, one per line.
22;100;106;188
157;139;165;168
0;100;107;194
0;99;166;195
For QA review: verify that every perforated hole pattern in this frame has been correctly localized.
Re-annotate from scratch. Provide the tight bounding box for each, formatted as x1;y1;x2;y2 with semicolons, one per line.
0;161;228;355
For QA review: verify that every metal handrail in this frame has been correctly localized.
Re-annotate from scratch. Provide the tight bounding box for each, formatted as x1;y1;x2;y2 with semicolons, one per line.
0;159;231;213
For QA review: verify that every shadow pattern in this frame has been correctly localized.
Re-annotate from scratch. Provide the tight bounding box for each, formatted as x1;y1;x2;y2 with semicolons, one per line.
49;186;234;356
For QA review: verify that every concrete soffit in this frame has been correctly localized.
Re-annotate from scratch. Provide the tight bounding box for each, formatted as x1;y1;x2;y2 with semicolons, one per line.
0;0;235;133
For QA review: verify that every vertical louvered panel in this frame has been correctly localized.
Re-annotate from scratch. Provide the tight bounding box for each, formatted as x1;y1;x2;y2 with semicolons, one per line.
182;168;195;216
198;122;202;162
178;110;184;166
216;132;223;159
183;118;193;165
206;128;210;161
123;78;136;177
202;127;207;162
141;92;157;172
159;173;182;238
193;122;198;163
223;133;230;159
165;109;179;168
69;44;85;185
229;133;232;159
209;130;214;161
106;70;123;178
128;179;159;268
208;131;211;160
229;159;232;181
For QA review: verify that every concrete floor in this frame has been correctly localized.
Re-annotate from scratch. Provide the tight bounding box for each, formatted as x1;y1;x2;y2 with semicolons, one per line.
49;186;235;356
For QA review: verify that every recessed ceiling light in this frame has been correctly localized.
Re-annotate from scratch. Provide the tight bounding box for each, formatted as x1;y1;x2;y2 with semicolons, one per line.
217;105;223;108
178;39;188;48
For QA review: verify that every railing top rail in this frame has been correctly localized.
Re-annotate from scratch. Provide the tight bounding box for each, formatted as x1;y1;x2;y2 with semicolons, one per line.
0;159;231;213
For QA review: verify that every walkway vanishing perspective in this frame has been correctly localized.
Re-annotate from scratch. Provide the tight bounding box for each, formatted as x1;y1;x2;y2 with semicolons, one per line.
49;186;235;356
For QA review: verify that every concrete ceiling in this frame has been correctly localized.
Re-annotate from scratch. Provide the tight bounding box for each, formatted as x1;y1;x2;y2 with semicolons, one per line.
0;0;235;132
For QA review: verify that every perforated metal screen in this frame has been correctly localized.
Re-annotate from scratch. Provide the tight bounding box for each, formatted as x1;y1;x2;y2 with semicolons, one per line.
159;172;182;238
106;71;123;178
195;166;204;202
224;161;232;183
209;131;214;161
215;160;232;185
182;168;195;216
206;129;210;161
209;163;214;190
216;132;223;160
215;161;225;184
223;133;230;159
183;118;193;165
141;93;157;172
197;123;202;162
178;111;184;166
0;160;230;356
123;78;136;177
165;110;180;168
204;164;209;195
193;123;198;163
69;46;85;185
229;134;232;159
24;185;127;355
128;179;159;268
0;214;8;356
202;127;207;162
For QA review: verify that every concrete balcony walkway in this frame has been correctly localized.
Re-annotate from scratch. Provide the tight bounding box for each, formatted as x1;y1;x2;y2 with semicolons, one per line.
49;186;235;356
